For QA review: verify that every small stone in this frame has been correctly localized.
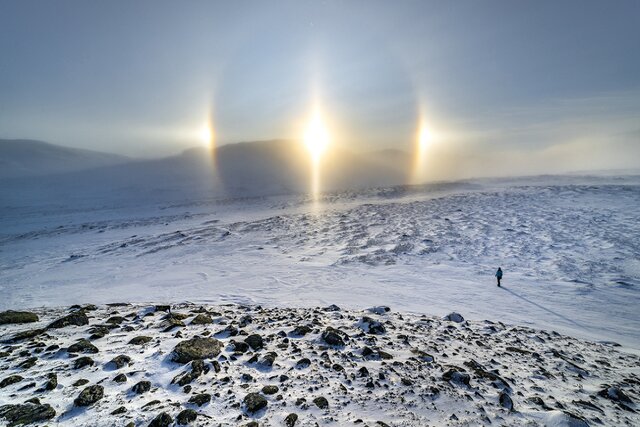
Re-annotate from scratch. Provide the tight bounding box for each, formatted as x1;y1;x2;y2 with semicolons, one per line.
499;392;514;411
113;373;127;383
172;337;223;363
444;312;464;323
132;380;151;394
74;356;95;369
296;358;311;368
44;373;57;391
284;413;298;427
74;385;104;406
188;393;211;406
321;328;345;346
243;392;268;413
177;408;198;425
313;396;329;409
129;336;152;345
48;311;89;328
0;375;23;388
244;334;264;351
73;379;90;387
291;325;312;336
108;355;132;369
0;403;56;425
68;339;99;354
111;406;127;415
148;412;172;427
0;310;39;325
191;314;213;325
262;385;279;395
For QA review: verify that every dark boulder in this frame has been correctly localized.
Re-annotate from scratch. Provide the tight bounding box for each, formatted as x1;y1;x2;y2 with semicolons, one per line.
243;393;267;413
74;385;104;406
48;311;89;329
177;409;198;425
244;334;264;351
148;412;172;427
171;337;222;363
313;396;329;409
132;380;151;394
68;339;99;354
0;403;55;426
0;311;39;325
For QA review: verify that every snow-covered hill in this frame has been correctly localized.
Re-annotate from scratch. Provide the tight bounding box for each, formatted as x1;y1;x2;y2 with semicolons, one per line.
0;303;638;426
1;175;639;351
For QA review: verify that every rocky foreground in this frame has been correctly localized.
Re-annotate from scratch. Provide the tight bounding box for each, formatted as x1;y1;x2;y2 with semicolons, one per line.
0;304;638;426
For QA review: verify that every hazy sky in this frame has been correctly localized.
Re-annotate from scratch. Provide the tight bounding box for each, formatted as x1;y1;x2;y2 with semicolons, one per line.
1;0;639;171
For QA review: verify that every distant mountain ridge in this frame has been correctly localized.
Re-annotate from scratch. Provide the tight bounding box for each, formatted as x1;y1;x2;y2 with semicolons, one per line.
0;138;412;209
0;139;130;178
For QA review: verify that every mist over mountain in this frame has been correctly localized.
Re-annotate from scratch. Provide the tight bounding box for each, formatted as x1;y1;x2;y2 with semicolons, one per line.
0;138;411;210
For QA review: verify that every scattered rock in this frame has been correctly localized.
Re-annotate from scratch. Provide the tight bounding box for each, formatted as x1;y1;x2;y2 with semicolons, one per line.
0;403;55;426
191;313;213;325
0;375;23;388
0;310;39;325
74;356;95;369
360;316;386;334
244;393;268;413
48;311;89;328
291;325;312;336
74;385;104;406
313;396;329;409
262;385;279;395
367;306;391;315
443;369;470;386
107;354;132;369
111;406;127;415
171;336;222;363
43;373;57;391
244;334;264;351
188;393;211;406
284;413;298;426
444;312;464;323
177;409;198;425
129;336;152;345
598;386;633;404
321;327;345;346
132;380;151;394
499;392;514;411
113;373;127;383
68;339;99;354
148;412;172;427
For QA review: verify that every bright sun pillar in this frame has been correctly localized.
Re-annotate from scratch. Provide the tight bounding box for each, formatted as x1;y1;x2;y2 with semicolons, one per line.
304;112;330;161
200;123;213;148
304;110;330;201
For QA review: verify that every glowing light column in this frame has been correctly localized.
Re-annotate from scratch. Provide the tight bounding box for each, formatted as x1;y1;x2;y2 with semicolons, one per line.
304;109;330;201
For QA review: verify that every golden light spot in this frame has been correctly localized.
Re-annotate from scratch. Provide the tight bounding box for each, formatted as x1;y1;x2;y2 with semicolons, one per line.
200;123;213;148
304;112;330;161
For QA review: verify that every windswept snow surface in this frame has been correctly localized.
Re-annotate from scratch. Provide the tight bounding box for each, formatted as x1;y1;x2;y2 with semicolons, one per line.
1;176;639;349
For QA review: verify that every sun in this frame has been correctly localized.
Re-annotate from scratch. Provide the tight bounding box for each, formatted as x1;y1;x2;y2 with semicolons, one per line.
200;123;213;147
304;113;330;160
419;126;431;150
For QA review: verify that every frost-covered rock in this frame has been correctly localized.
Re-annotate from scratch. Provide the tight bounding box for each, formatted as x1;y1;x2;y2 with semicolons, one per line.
74;384;104;406
367;306;391;315
244;392;267;413
0;310;38;325
444;312;465;323
0;403;55;425
171;336;222;363
48;311;89;328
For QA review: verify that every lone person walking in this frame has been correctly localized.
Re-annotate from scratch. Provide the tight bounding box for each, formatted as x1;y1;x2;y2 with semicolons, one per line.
495;267;503;287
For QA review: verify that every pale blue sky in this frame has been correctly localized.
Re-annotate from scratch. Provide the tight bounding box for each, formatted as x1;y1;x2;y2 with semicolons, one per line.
1;0;639;163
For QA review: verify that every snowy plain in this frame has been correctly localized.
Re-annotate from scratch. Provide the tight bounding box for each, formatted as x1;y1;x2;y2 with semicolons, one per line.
1;174;639;351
